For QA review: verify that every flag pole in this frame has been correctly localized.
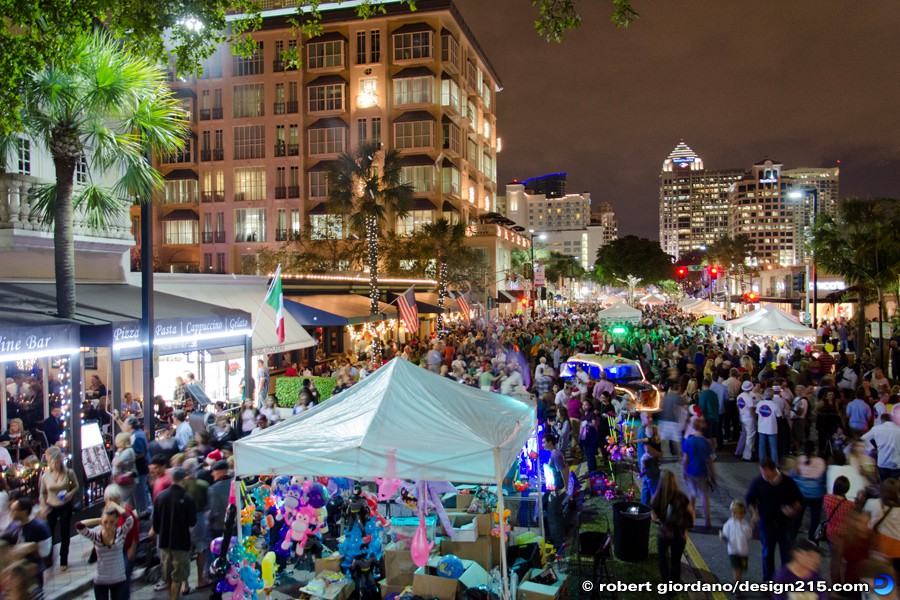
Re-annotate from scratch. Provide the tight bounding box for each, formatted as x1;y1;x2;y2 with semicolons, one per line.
252;264;281;335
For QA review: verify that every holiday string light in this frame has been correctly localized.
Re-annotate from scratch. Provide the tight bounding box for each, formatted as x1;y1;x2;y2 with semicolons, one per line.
265;273;438;285
436;259;448;335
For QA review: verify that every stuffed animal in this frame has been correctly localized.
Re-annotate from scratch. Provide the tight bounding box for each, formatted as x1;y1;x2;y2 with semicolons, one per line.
281;505;318;557
343;483;370;533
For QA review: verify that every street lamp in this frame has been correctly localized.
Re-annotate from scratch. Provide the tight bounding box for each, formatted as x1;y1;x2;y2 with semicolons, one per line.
529;229;547;317
789;188;819;329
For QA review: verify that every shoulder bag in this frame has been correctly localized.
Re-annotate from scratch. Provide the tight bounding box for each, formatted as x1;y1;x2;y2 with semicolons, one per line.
814;498;846;542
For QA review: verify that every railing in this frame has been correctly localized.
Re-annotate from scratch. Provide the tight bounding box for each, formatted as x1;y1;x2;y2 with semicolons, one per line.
213;148;224;161
274;102;286;115
288;185;300;198
275;228;288;241
164;151;192;164
287;143;299;157
215;231;226;243
212;107;224;119
201;149;212;161
202;232;214;243
273;59;285;72
0;175;133;241
274;143;286;157
286;100;299;114
275;186;287;199
235;231;263;243
199;108;211;121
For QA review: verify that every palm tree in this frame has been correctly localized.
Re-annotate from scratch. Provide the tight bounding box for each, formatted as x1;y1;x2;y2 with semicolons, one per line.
417;218;467;329
327;141;414;314
811;198;900;365
1;31;186;318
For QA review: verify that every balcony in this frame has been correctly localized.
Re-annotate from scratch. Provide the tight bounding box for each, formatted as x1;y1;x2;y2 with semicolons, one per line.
275;228;288;241
202;232;214;243
273;59;285;73
212;148;224;161
212;107;223;119
164;151;192;164
274;102;285;115
235;231;263;243
275;186;287;199
199;108;211;121
288;185;300;198
200;191;225;203
286;100;299;114
274;143;286;158
287;143;299;157
201;149;211;161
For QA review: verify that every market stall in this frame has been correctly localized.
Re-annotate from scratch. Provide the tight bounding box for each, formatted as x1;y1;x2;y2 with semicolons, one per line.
638;294;665;306
728;305;815;338
234;357;537;600
682;299;728;316
596;303;642;325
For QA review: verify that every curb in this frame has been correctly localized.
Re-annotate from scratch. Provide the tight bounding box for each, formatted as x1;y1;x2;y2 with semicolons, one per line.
683;536;728;600
47;574;94;600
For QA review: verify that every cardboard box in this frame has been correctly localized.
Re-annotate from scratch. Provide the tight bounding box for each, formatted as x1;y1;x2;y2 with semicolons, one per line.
440;536;492;572
444;512;492;537
444;513;479;542
412;556;490;600
455;494;474;511
384;548;419;580
379;573;413;599
516;569;568;600
315;553;344;575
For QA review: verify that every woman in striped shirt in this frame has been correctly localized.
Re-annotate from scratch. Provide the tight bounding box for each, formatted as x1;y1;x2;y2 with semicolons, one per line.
75;502;135;600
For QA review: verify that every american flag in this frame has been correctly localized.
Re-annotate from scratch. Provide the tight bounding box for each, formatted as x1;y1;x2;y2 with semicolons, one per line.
397;286;419;334
452;291;472;324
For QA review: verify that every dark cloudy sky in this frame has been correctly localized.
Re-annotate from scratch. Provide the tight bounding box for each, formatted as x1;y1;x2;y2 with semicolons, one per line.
453;0;900;239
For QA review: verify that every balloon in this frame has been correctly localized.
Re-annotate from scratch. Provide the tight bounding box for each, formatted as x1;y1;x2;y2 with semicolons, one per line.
410;515;433;568
261;552;277;589
210;536;224;556
307;482;329;509
210;556;229;579
436;555;464;579
824;343;834;353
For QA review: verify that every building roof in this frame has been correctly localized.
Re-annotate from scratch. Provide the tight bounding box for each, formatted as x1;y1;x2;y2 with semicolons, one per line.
666;140;700;162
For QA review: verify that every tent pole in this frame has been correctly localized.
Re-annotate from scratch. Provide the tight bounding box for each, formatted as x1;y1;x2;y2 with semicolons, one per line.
235;478;243;544
493;448;511;600
535;428;545;542
0;362;6;433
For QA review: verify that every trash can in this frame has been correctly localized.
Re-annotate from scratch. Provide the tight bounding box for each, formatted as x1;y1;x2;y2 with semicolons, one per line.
612;501;652;562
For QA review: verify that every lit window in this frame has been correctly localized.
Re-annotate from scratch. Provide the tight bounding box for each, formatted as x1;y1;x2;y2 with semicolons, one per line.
233;167;266;201
311;214;343;239
394;121;433;149
393;31;432;61
393;76;433;105
309;84;345;112
164;219;199;245
234;208;267;242
308;128;345;155
15;138;30;175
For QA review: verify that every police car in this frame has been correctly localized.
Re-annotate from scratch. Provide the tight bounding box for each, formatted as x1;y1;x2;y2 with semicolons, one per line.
560;354;661;413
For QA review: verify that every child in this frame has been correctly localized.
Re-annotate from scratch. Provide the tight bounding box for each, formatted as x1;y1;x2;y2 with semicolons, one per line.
720;500;752;586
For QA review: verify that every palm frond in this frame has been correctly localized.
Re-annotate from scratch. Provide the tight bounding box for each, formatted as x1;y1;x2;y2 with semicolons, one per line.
72;186;128;229
25;183;58;226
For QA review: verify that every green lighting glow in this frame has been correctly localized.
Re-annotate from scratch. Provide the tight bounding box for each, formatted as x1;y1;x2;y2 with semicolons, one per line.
611;326;626;335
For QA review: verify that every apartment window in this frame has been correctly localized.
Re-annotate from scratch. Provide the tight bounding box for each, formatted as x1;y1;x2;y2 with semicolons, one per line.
203;253;213;272
200;90;211;120
393;76;433;105
395;209;434;236
164;138;191;164
441;33;459;68
356;30;381;64
164;179;198;204
356;31;367;64
233;167;266;201
371;117;381;144
440;78;460;113
468;139;479;170
357;77;378;108
201;130;211;161
213;130;224;160
310;214;343;240
289;166;300;197
393;31;432;61
233;125;266;160
275;166;287;198
442;166;460;197
274;83;285;114
276;209;288;241
467;99;476;130
466;61;477;91
164;219;199;245
213;89;223;119
232;42;264;76
75;155;88;185
203;212;213;235
401;166;434;193
201;48;224;79
310;172;328;198
288;125;300;156
308;40;344;69
483;120;491;139
483;151;493;179
235;208;266;242
394;121;432;149
233;83;265;118
483;85;492;111
357;117;381;144
216;252;226;273
287;82;299;113
14;138;30;175
309;84;345;112
275;125;286;156
291;209;301;233
357;119;367;145
202;171;224;202
274;40;285;71
309;127;345;155
442;121;460;154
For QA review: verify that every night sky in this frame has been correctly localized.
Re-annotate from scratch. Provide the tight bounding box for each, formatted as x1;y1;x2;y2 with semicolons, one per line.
453;0;900;240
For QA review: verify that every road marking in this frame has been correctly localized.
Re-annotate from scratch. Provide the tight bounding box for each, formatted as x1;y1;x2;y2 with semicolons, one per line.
685;536;728;600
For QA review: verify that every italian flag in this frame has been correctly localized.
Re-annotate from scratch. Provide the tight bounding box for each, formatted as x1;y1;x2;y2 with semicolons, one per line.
264;265;285;343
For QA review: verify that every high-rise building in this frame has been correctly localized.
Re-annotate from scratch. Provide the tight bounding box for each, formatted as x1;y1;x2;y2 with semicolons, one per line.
658;140;745;260
140;0;501;274
781;166;840;217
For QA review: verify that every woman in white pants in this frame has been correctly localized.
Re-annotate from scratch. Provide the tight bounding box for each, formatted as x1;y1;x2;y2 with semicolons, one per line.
735;381;758;462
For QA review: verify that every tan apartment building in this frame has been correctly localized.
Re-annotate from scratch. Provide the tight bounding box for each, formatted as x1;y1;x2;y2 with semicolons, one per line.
136;0;501;274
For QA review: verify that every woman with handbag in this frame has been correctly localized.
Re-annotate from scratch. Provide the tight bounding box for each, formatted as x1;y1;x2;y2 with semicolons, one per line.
820;476;857;585
112;433;137;510
38;447;80;571
650;470;695;585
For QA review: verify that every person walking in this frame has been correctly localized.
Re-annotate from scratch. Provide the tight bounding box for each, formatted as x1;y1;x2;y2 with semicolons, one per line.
735;381;757;462
698;379;719;457
152;468;197;600
746;458;802;581
650;471;694;586
862;414;900;482
75;502;135;600
256;359;270;405
659;383;686;459
681;417;716;531
790;441;826;542
756;389;781;464
38;447;79;571
720;500;752;585
112;432;138;510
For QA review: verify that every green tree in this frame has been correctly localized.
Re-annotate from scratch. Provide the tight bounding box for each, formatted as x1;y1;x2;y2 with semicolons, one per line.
1;31;186;318
327;141;413;314
811;198;900;364
594;235;674;285
416;218;466;327
707;234;754;270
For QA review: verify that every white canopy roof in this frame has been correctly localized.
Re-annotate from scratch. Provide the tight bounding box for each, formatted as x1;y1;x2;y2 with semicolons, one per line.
596;302;642;324
598;293;626;305
729;306;815;338
150;274;316;359
233;358;537;482
639;294;666;306
684;299;728;316
677;297;703;309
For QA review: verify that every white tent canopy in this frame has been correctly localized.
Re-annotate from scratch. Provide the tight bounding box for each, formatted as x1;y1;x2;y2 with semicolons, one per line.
677;297;703;309
684;299;728;316
233;357;537;482
728;306;815;338
596;302;642;324
639;294;666;306
598;293;626;305
150;274;316;359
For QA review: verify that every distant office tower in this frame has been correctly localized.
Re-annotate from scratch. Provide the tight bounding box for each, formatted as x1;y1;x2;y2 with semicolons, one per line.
504;173;590;232
659;140;744;260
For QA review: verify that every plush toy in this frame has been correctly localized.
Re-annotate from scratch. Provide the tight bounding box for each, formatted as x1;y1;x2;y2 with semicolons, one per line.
281;505;318;557
491;509;511;538
399;487;418;511
232;565;264;600
343;483;370;533
350;544;380;600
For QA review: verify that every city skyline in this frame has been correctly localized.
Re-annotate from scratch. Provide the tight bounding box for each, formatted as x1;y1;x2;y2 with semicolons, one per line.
454;0;900;240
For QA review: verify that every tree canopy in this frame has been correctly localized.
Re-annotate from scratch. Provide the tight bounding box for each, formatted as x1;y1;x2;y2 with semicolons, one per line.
594;235;674;285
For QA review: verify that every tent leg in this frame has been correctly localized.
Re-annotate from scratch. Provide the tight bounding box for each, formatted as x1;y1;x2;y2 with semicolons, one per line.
235;478;243;544
494;448;511;600
535;428;546;542
0;362;6;433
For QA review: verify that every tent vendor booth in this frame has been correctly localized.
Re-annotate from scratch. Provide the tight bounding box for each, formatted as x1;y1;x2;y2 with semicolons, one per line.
233;358;538;600
0;281;253;507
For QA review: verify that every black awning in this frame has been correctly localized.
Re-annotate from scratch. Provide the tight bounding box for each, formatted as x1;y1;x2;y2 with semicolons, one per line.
394;110;436;123
307;160;338;173
308;117;348;130
442;114;454;124
393;66;436;79
392;22;435;35
160;209;199;222
410;198;437;211
442;201;459;213
399;154;436;167
307;202;331;215
308;74;348;87
442;158;457;168
308;31;347;43
164;168;199;181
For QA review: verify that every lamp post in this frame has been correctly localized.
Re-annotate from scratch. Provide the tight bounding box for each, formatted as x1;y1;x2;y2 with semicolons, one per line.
529;230;547;318
790;188;819;329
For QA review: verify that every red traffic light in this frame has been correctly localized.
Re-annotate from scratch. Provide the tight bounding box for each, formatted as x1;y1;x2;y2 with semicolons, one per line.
747;291;757;301
709;266;720;279
676;267;688;278
520;297;528;307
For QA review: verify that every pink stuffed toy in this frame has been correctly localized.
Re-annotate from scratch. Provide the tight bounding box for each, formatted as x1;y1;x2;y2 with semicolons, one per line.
281;505;317;557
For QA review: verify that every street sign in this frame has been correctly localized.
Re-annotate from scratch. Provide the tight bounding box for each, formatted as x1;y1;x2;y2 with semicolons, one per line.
687;265;704;272
800;311;812;325
534;265;545;287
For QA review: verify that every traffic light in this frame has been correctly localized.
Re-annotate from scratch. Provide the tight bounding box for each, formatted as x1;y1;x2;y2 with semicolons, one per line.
792;272;806;292
676;266;688;279
742;291;758;303
709;265;720;280
520;297;529;308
